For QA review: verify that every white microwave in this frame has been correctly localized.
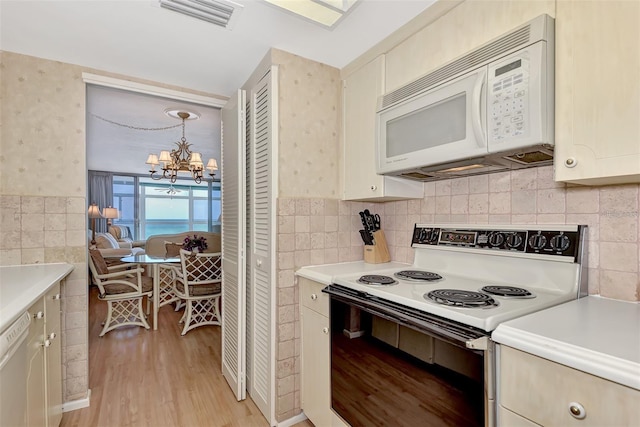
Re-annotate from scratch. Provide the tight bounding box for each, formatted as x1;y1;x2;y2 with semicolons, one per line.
376;14;555;181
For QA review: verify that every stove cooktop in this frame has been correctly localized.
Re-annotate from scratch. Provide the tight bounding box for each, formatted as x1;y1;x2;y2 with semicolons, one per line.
330;224;587;332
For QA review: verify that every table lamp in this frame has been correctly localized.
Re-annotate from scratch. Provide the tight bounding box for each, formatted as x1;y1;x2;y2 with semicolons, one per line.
87;203;103;245
102;206;119;226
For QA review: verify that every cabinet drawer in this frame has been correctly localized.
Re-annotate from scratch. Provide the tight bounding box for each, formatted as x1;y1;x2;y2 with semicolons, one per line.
500;346;640;426
299;277;329;316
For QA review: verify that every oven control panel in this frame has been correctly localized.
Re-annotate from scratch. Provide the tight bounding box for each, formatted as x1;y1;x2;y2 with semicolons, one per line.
412;225;583;258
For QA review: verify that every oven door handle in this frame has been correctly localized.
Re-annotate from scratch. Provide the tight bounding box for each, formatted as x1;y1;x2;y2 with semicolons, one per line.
324;284;490;352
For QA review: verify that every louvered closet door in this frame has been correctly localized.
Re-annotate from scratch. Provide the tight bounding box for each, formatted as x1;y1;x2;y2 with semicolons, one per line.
221;89;247;401
247;68;277;423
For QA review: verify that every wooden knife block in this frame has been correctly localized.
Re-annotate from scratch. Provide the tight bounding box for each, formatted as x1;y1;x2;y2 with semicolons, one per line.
364;230;391;264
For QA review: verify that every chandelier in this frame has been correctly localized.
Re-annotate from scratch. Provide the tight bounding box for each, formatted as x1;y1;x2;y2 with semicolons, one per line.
145;110;218;184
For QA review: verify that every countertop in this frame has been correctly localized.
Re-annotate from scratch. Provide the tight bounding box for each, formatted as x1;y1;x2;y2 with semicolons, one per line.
295;260;411;285
492;296;640;390
0;263;74;332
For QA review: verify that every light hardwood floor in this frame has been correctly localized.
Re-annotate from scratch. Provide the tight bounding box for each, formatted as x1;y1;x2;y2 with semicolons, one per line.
61;286;314;427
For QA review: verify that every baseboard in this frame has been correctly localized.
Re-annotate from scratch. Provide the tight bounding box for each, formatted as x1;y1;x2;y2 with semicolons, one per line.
277;411;308;427
62;389;91;412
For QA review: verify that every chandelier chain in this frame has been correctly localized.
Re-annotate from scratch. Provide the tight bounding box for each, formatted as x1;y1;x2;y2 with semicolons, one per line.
90;113;182;132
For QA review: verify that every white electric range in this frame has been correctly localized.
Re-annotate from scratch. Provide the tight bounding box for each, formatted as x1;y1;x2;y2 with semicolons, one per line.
324;223;588;427
329;223;589;333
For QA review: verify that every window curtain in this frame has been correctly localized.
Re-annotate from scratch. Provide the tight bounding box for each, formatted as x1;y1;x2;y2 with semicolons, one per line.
88;171;113;233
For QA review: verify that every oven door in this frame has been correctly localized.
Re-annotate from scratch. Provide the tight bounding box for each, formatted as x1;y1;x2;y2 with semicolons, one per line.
324;284;495;427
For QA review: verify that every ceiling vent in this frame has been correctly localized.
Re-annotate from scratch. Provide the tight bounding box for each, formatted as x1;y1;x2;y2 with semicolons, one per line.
159;0;244;29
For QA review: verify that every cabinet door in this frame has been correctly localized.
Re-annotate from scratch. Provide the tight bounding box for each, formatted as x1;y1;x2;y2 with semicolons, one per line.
554;0;640;184
500;346;640;426
301;306;331;427
26;298;46;427
342;55;424;201
45;284;63;427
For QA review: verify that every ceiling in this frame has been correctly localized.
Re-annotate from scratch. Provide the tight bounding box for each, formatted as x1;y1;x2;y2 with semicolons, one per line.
1;0;438;177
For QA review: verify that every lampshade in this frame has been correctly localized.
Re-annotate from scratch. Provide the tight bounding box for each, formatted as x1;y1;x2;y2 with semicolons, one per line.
159;150;172;163
102;207;119;219
189;152;203;166
206;158;218;171
87;203;103;219
146;154;159;165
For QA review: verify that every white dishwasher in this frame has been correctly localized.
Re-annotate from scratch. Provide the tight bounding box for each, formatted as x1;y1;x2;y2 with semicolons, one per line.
0;311;32;426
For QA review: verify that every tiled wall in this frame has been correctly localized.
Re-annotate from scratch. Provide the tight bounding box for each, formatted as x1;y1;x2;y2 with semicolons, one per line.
0;195;89;399
280;166;640;420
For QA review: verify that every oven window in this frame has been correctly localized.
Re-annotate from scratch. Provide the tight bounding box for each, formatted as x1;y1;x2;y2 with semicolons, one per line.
330;299;485;427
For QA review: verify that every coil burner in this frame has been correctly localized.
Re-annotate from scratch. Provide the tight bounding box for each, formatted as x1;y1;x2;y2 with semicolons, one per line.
394;270;442;282
425;289;498;308
480;285;534;298
357;275;398;286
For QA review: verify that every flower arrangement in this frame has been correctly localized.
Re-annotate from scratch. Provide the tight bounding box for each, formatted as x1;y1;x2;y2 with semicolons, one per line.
182;234;208;253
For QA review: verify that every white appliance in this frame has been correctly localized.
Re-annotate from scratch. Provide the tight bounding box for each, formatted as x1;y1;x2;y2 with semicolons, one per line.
0;311;31;426
376;14;555;182
324;223;587;427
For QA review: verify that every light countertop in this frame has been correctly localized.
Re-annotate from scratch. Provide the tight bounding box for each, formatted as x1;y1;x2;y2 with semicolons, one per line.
492;296;640;390
0;263;74;332
295;260;411;285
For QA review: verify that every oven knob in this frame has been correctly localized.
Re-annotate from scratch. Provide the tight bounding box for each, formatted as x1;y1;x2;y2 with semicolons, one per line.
528;234;547;250
428;229;440;243
417;228;428;243
488;232;505;247
551;234;571;252
506;233;523;249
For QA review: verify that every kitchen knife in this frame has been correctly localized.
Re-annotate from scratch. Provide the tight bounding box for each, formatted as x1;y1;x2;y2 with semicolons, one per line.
359;230;373;245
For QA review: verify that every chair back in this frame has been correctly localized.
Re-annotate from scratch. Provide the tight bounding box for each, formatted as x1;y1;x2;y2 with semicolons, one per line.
88;249;143;297
178;249;222;296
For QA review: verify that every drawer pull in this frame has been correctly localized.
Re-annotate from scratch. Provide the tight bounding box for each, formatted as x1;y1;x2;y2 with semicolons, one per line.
43;339;52;348
53;293;61;300
568;402;586;419
322;327;329;334
310;294;318;301
48;332;57;340
35;311;45;319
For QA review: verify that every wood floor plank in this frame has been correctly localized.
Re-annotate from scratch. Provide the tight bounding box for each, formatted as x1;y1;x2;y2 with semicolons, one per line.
60;286;279;427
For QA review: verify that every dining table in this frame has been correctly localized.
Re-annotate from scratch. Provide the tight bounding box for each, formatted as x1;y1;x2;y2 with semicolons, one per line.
120;254;180;330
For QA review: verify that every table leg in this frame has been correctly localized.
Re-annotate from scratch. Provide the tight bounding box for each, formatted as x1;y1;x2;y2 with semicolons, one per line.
153;263;160;330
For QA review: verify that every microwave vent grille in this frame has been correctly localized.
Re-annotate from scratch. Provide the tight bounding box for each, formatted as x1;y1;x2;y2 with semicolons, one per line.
382;25;532;109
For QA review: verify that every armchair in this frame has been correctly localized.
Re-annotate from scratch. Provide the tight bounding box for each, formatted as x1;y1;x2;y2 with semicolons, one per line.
108;225;145;248
91;231;145;258
88;249;153;336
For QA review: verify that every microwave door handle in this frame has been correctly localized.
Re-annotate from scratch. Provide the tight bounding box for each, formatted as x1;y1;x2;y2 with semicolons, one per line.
471;69;487;148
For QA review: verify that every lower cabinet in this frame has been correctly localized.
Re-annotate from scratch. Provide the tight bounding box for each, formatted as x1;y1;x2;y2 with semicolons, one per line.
299;277;332;427
26;282;63;427
499;345;640;426
45;284;63;427
26;296;47;427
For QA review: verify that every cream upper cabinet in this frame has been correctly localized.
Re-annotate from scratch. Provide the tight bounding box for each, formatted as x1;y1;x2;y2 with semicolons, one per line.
342;55;423;202
554;0;640;185
499;345;640;426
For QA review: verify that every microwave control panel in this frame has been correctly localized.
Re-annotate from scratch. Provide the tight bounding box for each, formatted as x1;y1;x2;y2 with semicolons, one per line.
488;51;530;142
412;225;582;260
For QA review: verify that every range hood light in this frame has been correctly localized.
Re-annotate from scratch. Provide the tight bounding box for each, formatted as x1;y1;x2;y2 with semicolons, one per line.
439;164;487;173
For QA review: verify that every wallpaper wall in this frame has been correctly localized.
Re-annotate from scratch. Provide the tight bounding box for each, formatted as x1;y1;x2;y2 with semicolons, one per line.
271;49;341;199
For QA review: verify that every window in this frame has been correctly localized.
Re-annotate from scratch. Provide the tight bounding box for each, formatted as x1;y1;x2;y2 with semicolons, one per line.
112;174;220;239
